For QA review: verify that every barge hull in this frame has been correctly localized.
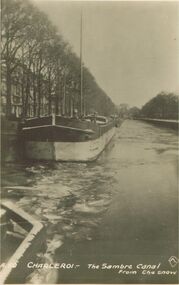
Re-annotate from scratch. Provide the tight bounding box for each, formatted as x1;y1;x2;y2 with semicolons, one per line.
25;127;115;162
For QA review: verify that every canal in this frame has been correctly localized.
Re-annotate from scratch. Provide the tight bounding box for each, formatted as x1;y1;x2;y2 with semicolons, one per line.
1;119;178;284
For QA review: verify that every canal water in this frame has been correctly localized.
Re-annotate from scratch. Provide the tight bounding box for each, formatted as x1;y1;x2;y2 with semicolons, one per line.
1;120;178;284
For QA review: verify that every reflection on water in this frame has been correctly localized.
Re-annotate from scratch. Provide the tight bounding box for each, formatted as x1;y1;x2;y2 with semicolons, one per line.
1;120;178;284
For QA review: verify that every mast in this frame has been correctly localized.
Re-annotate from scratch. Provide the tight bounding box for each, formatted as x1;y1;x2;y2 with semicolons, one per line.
80;10;84;116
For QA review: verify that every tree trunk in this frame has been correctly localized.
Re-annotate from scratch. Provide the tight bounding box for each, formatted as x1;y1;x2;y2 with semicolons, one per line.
37;72;41;117
32;64;36;117
21;68;25;118
48;73;52;115
25;71;30;117
55;75;60;115
55;91;59;115
6;62;12;117
63;75;66;116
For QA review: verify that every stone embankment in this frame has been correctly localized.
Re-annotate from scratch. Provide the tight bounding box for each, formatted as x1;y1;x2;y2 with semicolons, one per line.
138;118;178;130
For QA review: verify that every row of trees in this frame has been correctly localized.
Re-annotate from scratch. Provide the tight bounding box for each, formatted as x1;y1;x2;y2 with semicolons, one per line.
141;92;179;120
117;92;178;120
141;92;178;120
1;0;115;118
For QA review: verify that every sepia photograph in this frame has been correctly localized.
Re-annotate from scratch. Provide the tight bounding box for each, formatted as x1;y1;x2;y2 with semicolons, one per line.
1;0;178;284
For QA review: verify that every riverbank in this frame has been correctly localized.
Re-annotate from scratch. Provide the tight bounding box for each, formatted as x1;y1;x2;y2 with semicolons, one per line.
137;118;178;130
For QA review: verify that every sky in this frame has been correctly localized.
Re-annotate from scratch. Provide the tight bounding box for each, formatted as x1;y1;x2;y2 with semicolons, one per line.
32;0;179;107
